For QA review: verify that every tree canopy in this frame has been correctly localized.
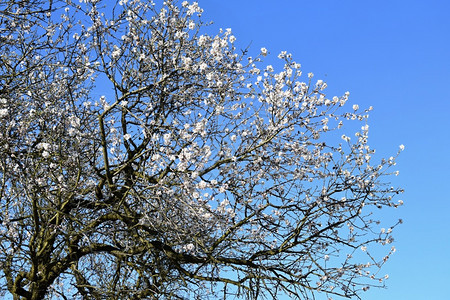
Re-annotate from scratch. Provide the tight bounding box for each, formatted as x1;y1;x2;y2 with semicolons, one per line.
0;0;403;299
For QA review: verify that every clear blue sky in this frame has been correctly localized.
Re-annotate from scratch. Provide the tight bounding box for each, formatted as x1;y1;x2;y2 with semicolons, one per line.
199;1;450;299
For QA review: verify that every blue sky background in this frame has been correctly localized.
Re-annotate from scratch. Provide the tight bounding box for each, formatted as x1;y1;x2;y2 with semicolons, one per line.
199;1;450;299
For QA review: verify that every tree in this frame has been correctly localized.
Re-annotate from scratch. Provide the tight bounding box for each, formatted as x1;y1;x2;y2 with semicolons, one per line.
0;0;403;299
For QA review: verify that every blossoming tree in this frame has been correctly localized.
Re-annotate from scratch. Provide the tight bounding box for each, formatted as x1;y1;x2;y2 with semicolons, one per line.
0;0;403;299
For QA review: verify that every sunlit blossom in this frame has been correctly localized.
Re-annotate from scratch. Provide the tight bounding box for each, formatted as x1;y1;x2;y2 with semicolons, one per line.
260;47;268;56
0;108;8;118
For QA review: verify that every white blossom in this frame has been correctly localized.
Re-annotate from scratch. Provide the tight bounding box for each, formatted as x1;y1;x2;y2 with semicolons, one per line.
0;108;8;117
260;47;268;56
